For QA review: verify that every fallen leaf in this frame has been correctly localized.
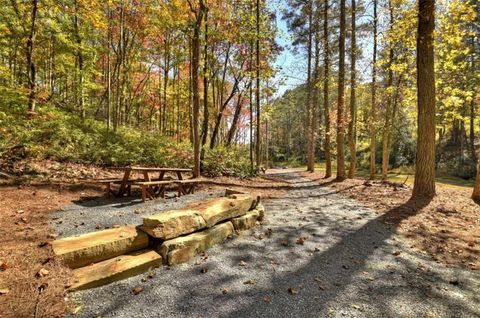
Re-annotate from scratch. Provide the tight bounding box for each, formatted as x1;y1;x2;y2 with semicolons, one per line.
296;237;306;245
288;287;298;295
147;272;156;279
243;279;256;285
132;287;143;295
392;251;401;256
0;262;7;271
36;268;49;278
71;305;82;314
239;260;247;267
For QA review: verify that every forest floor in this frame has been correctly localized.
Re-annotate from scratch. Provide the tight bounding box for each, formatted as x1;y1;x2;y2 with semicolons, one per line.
298;170;480;271
0;161;288;317
0;163;478;317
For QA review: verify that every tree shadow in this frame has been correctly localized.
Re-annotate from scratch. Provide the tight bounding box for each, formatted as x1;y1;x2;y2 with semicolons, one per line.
72;172;479;317
170;187;476;317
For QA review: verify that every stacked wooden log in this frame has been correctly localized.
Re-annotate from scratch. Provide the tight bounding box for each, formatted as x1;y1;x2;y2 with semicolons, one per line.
52;191;264;291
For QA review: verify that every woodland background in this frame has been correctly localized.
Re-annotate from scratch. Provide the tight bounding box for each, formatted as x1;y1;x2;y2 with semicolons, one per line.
0;0;479;183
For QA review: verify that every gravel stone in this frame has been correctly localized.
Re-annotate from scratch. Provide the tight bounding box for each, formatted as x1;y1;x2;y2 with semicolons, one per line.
52;172;480;318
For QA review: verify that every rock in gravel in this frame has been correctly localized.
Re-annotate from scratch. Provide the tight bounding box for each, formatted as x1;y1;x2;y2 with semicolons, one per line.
70;250;162;291
142;210;207;240
225;188;247;197
231;210;260;232
194;195;255;227
225;189;261;209
142;195;255;240
256;203;266;222
52;225;149;269
158;222;234;265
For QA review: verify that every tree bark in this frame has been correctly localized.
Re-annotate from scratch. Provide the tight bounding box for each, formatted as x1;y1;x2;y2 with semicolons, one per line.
381;0;395;181
26;0;38;113
323;0;332;178
74;0;85;119
306;0;314;172
473;163;480;204
209;69;243;149
348;0;357;179
106;4;112;131
336;0;346;181
369;0;378;179
191;0;206;178
226;86;248;146
200;9;209;168
255;0;261;169
249;39;254;172
412;0;436;199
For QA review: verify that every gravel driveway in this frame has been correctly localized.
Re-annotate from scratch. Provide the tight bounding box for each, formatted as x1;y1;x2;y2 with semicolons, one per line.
54;171;480;318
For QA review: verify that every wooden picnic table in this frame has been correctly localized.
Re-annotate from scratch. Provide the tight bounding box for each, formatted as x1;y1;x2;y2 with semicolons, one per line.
113;166;192;197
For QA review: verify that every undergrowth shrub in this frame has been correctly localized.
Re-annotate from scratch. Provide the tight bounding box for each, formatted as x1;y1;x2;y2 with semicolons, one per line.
202;146;253;178
0;106;193;168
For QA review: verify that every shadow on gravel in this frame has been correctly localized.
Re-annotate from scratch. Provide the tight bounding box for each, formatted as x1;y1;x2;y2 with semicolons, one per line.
78;172;479;318
72;196;145;208
173;176;478;317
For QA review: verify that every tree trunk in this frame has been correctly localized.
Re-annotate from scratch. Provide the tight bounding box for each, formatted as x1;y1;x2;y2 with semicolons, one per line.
369;0;378;179
226;87;247;146
381;0;395;181
255;0;261;169
209;71;242;148
106;5;112;131
306;0;314;172
311;11;320;172
336;0;346;181
473;163;480;204
470;98;476;161
200;9;209;168
348;0;357;178
249;38;254;172
188;41;194;144
192;1;206;178
162;38;170;134
74;0;85;119
26;0;38;113
323;0;332;178
412;0;436;199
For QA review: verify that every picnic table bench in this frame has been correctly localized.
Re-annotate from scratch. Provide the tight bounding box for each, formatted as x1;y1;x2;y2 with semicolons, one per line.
134;180;174;201
99;166;199;201
175;179;203;196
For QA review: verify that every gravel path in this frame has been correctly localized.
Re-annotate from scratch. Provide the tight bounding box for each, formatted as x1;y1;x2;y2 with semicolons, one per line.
54;172;480;318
